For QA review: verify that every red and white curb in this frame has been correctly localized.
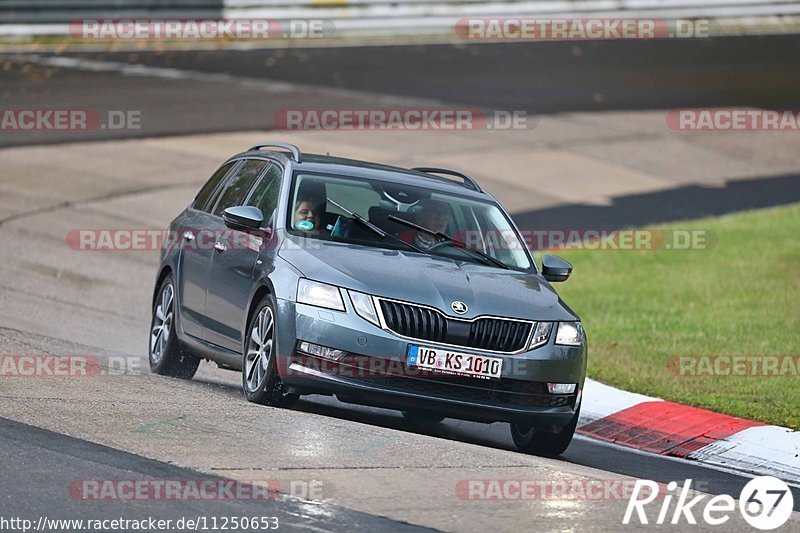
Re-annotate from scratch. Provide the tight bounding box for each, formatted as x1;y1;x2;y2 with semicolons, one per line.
578;379;800;484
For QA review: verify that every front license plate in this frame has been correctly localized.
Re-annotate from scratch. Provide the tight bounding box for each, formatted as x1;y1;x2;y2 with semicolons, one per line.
407;345;503;379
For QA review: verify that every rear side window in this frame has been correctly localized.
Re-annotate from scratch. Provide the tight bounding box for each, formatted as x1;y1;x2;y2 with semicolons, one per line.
211;159;269;217
245;163;283;225
192;161;235;211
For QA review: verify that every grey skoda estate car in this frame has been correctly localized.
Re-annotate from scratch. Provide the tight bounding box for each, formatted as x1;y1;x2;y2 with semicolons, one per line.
149;142;587;456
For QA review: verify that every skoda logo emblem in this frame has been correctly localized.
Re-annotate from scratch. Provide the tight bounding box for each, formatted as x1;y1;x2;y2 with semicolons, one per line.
451;301;468;315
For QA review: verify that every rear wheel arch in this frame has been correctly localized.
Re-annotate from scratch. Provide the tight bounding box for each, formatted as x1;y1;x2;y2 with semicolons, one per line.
149;272;199;379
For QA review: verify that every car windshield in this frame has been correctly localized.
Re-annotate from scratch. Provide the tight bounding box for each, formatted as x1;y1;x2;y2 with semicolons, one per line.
286;171;533;270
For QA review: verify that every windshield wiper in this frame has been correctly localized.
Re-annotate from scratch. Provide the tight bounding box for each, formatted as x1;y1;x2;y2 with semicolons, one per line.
387;215;509;270
326;198;431;256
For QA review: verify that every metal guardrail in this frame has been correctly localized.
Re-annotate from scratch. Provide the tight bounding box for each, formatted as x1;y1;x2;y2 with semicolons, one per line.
0;1;224;23
1;0;800;35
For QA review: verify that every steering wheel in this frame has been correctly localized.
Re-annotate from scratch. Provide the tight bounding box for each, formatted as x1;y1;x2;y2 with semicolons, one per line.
426;240;456;253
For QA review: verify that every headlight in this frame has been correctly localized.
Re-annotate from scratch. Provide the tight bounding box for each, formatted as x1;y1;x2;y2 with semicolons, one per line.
528;321;553;350
297;279;345;311
555;321;582;346
348;290;380;326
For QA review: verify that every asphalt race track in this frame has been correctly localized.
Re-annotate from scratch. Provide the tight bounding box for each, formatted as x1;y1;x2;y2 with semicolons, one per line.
54;35;800;112
1;34;799;147
0;417;427;532
1;36;799;531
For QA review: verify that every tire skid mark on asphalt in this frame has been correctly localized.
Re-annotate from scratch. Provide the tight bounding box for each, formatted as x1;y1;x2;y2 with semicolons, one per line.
12;54;452;108
0;325;112;357
0;279;142;320
0;180;201;227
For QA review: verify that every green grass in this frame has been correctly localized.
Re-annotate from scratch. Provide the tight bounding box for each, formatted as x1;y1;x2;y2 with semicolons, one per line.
552;203;800;428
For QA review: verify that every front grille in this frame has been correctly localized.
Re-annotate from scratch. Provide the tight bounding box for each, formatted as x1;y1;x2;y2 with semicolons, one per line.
467;318;532;352
379;299;448;342
379;299;532;353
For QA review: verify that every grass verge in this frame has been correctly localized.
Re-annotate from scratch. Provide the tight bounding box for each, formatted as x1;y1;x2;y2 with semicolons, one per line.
553;203;800;428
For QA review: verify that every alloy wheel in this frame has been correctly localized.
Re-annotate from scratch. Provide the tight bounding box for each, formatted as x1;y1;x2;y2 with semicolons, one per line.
150;281;174;364
244;306;274;393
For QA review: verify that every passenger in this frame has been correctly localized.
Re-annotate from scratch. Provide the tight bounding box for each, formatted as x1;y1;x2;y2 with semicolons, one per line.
398;198;450;250
293;194;322;233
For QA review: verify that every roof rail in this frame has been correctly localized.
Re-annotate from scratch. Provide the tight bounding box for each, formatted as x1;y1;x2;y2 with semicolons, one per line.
248;142;302;162
411;167;482;192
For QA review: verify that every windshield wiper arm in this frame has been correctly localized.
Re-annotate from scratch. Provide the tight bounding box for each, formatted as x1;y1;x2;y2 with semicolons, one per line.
387;215;509;270
326;198;431;256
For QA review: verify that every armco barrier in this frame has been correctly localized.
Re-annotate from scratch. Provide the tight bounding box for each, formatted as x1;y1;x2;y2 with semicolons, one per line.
1;1;800;38
0;1;224;23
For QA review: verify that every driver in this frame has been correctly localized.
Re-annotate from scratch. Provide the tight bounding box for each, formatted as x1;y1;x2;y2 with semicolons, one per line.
398;198;450;250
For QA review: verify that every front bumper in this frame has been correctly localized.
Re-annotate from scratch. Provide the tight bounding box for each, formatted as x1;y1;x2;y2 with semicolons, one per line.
275;299;586;425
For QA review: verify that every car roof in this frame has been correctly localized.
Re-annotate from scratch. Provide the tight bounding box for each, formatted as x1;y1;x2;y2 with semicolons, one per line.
234;149;495;201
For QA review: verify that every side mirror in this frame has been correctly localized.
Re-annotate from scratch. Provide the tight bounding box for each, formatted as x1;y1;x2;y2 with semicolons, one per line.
223;206;263;232
541;254;572;282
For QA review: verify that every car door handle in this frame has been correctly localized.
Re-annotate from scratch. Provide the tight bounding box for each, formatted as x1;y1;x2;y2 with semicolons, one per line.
183;231;195;241
214;241;226;253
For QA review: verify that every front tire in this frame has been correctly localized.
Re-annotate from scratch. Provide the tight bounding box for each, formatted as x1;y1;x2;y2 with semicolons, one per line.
510;407;580;457
242;294;299;408
149;274;199;379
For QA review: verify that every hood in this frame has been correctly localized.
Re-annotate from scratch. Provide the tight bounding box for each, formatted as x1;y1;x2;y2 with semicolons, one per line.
278;236;578;321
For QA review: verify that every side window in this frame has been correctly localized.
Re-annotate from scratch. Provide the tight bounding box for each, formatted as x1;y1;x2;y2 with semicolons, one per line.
211;159;269;217
192;161;235;212
245;163;283;225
